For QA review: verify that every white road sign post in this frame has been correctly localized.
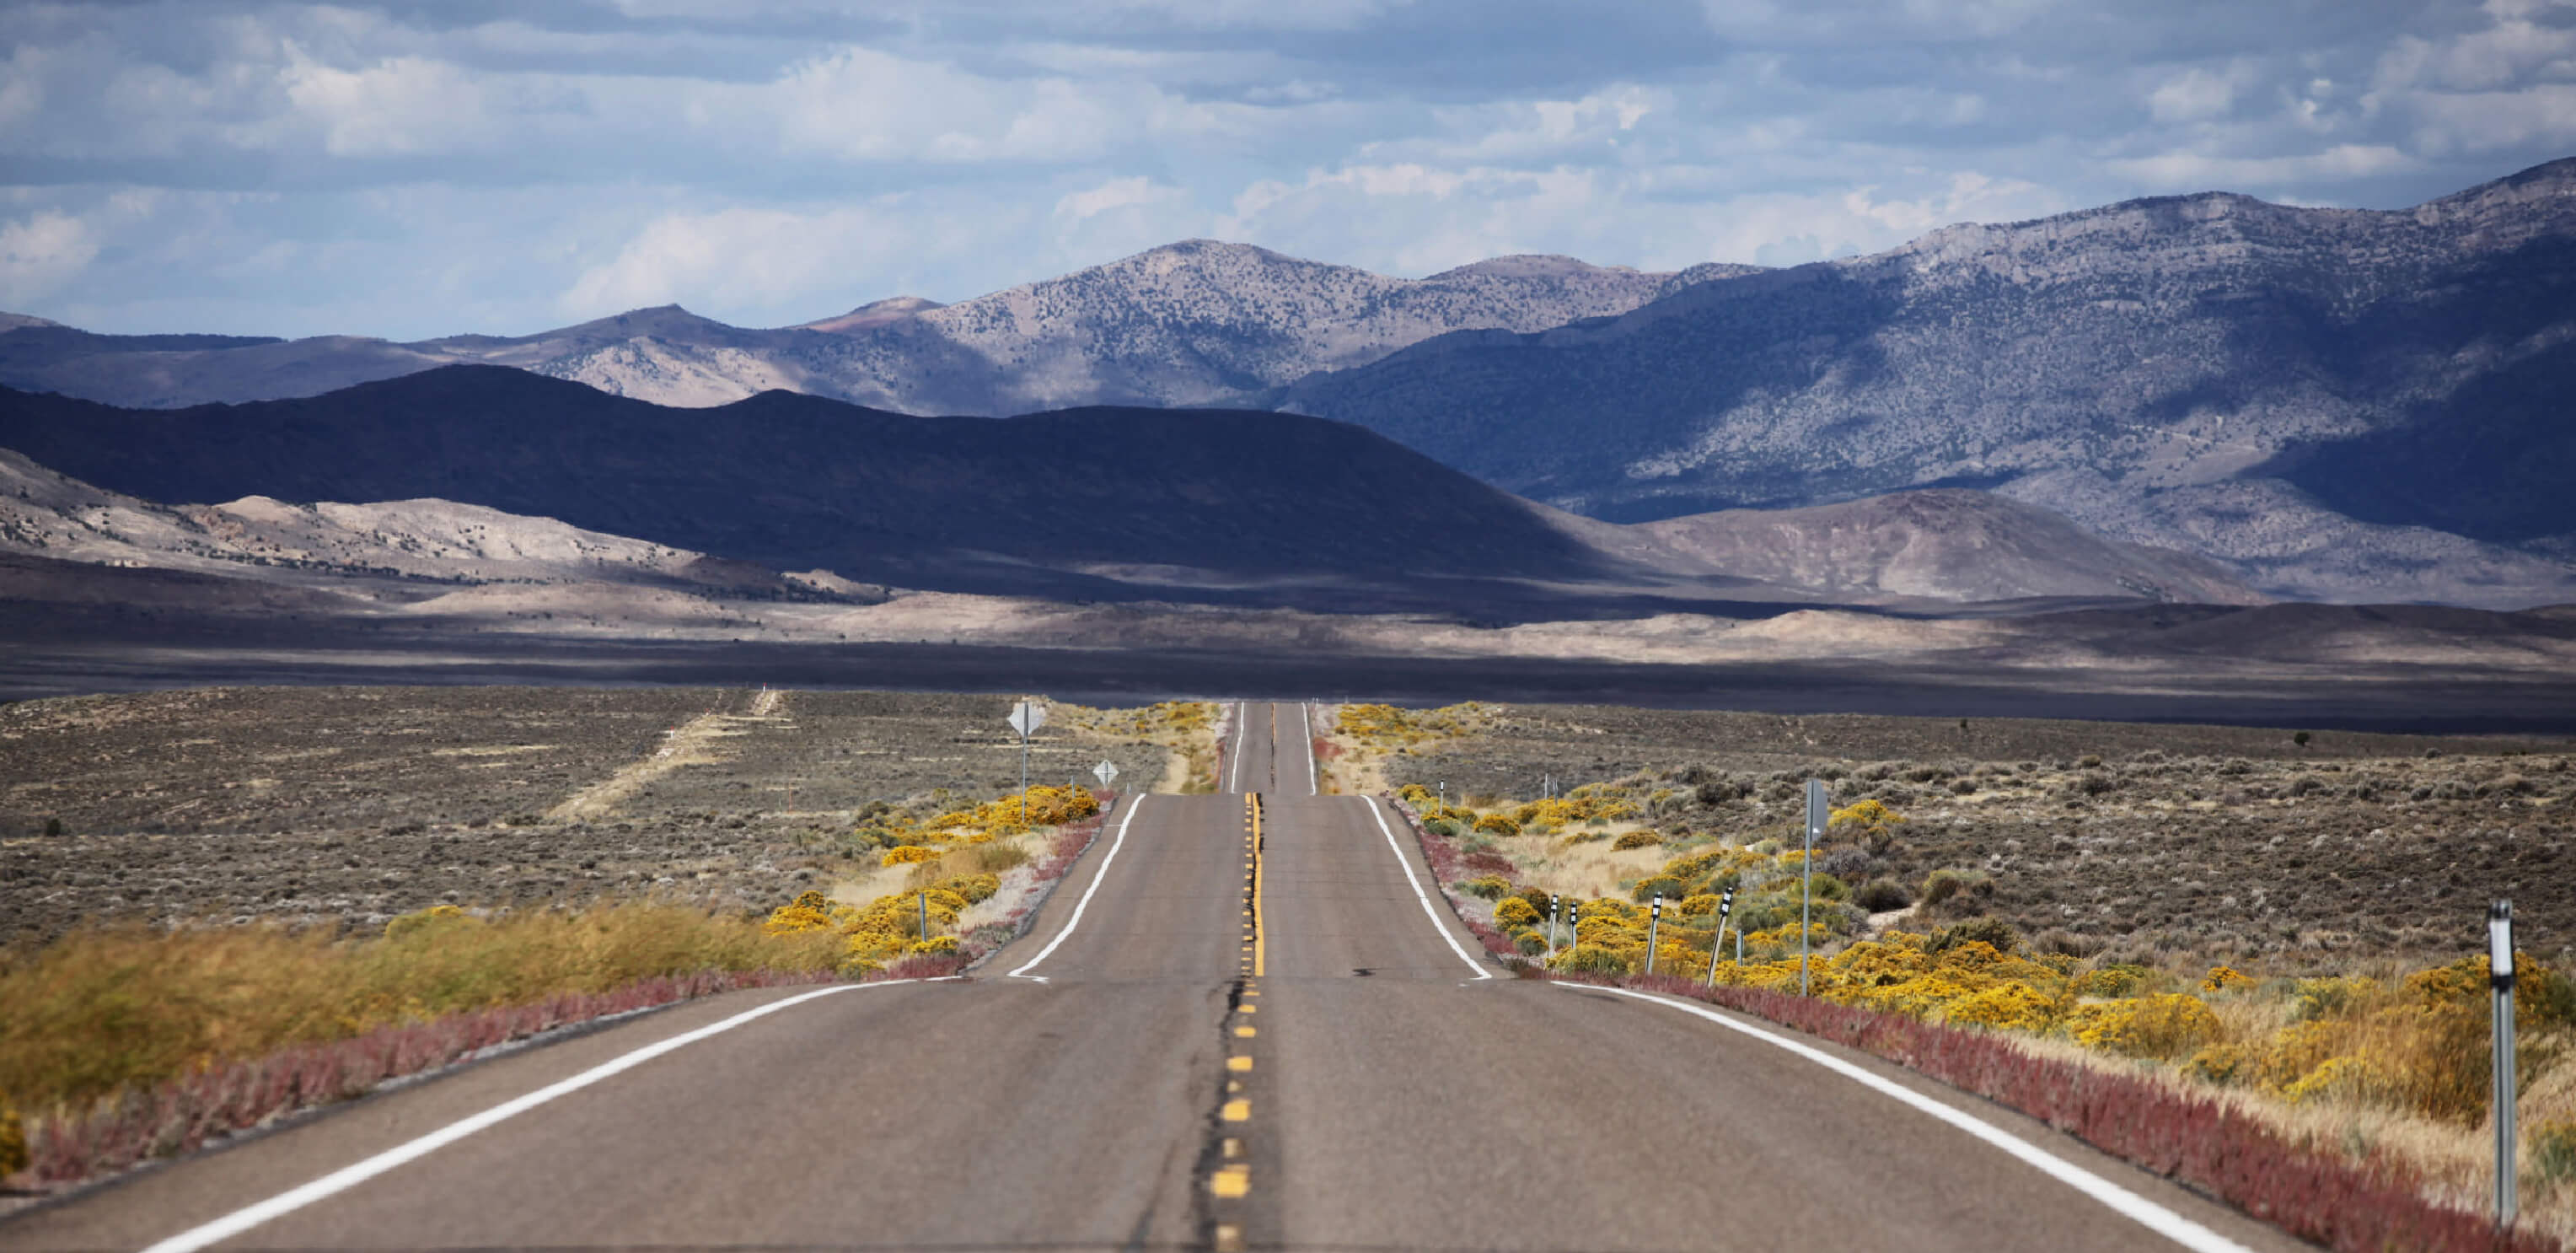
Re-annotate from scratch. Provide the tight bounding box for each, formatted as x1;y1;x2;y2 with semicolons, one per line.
1006;701;1046;825
1801;778;1827;997
1092;759;1119;809
2493;900;2519;1225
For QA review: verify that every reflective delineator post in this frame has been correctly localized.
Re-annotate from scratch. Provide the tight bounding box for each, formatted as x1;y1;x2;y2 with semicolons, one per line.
1801;779;1827;997
1645;895;1662;975
919;890;929;942
1706;886;1736;988
1547;894;1560;956
2493;900;2519;1226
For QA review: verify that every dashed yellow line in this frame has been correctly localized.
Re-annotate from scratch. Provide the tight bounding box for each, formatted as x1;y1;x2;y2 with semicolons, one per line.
1228;1056;1253;1071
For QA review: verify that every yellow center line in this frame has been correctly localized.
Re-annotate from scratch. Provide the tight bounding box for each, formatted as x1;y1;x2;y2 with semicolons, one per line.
1222;1100;1251;1121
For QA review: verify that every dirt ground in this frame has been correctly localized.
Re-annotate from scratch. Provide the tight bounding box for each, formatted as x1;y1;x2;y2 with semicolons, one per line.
0;686;1178;944
1377;703;2576;966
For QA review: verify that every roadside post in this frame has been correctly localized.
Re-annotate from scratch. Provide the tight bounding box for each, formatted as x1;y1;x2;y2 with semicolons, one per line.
1547;895;1560;956
1438;781;1446;815
1801;779;1826;996
1706;886;1736;988
1568;901;1581;958
1645;895;1662;975
1092;759;1119;809
2493;900;2519;1225
918;890;929;942
1006;701;1046;825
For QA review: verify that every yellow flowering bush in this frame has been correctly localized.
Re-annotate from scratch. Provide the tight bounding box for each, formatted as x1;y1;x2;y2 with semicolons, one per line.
2071;993;2221;1059
881;846;940;867
1494;897;1541;929
763;890;840;935
2282;1055;2375;1105
1941;981;2062;1031
2202;965;2255;993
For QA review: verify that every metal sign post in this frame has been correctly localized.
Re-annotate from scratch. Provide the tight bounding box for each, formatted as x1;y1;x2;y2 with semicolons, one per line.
1645;895;1662;975
1006;701;1046;825
2493;900;2518;1226
1707;887;1736;988
1801;779;1827;997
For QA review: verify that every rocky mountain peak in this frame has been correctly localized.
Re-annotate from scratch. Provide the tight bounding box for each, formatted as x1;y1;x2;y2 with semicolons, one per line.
799;296;947;334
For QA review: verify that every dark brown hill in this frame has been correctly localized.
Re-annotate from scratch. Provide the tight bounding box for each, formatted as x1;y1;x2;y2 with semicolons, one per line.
0;366;1608;597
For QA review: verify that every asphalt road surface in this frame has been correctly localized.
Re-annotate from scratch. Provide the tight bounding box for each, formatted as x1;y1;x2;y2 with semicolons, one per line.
10;703;2315;1252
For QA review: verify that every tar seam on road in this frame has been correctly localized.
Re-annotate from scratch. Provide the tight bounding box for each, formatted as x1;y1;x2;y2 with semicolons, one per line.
1363;798;1494;981
1574;984;2257;1253
1007;793;1151;981
137;979;942;1253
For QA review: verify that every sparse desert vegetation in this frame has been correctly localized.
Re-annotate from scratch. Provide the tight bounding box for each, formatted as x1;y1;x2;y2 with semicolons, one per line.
1359;702;2576;1244
0;686;1205;1197
0;686;1180;943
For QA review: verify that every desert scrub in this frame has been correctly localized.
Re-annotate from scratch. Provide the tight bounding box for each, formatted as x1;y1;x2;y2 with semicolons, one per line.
2069;993;2224;1060
0;903;842;1116
1339;702;1491;750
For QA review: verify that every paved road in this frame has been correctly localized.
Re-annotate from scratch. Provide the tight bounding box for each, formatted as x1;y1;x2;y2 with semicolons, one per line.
10;703;2311;1252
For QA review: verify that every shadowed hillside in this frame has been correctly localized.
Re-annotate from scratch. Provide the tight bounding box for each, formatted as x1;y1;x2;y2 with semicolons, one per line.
0;366;1609;596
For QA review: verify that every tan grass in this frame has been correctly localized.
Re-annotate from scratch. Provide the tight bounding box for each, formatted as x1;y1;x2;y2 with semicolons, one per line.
1492;828;1676;901
0;905;842;1116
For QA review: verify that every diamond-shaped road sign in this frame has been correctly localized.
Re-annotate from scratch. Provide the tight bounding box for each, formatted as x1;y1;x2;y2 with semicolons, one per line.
1092;760;1119;788
1006;701;1046;739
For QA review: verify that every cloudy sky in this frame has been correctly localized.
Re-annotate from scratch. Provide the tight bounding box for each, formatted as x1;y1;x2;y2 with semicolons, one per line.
4;0;2573;340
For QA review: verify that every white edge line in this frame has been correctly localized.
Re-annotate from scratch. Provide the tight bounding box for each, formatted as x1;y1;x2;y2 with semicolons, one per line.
142;979;939;1253
1568;984;2257;1253
1006;793;1150;981
1363;797;1493;981
1301;702;1317;796
1226;700;1246;794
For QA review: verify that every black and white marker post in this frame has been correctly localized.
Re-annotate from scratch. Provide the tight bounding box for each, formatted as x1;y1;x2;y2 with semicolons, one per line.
2492;899;2518;1226
1548;894;1560;957
1645;895;1663;975
1706;887;1736;988
1801;778;1827;997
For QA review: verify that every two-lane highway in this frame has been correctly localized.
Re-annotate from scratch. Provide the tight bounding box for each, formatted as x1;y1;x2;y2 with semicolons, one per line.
11;702;2312;1252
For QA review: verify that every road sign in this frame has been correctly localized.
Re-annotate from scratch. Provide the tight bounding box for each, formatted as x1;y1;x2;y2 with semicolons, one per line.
1006;701;1046;739
1092;760;1119;788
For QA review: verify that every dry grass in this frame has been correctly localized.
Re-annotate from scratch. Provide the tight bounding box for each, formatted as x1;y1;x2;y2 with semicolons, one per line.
0;904;841;1118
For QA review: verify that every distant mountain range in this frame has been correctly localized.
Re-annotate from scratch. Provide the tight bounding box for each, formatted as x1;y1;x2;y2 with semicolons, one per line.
0;367;2257;613
8;159;2573;610
1276;158;2576;608
0;245;1747;414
